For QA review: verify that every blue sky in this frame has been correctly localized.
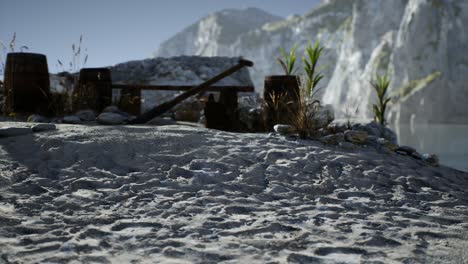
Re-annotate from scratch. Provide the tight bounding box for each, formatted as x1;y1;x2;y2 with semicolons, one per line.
0;0;320;74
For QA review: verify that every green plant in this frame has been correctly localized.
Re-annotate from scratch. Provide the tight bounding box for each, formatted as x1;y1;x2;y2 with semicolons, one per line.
303;41;325;97
277;43;298;75
370;71;391;125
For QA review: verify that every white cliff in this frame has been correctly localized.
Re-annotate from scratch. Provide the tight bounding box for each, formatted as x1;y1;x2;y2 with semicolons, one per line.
154;0;468;124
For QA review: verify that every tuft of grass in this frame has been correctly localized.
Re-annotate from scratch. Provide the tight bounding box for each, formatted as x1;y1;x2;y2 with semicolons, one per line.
370;71;391;126
57;34;88;73
0;32;29;77
277;43;298;75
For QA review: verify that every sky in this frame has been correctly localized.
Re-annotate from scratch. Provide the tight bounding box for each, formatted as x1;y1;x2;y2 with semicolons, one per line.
0;0;320;74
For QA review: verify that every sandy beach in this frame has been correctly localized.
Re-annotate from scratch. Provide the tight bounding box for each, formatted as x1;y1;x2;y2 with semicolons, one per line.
0;123;467;263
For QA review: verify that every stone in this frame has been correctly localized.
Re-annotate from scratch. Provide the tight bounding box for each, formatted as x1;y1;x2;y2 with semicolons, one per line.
147;117;177;126
397;145;416;155
0;127;32;137
63;115;82;124
32;124;57;133
75;110;96;121
327;123;347;134
27;114;48;123
344;130;368;144
313;104;335;128
411;152;423;160
352;122;397;144
376;138;399;151
422;153;439;166
320;133;344;145
102;106;131;118
97;112;129;125
273;124;296;135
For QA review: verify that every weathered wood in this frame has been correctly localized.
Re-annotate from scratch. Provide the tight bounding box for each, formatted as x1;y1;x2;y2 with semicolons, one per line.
130;59;253;124
4;53;50;114
73;68;112;112
112;84;254;93
119;88;141;115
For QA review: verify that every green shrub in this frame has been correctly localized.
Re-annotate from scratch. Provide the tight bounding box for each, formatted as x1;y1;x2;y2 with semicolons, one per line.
303;41;325;97
277;43;298;75
370;71;391;125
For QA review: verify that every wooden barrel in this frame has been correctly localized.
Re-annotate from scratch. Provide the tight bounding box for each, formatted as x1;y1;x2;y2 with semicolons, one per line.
263;75;300;130
73;68;112;112
4;52;51;114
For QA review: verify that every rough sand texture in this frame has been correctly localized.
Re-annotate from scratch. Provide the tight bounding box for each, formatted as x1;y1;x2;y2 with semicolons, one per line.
0;124;467;263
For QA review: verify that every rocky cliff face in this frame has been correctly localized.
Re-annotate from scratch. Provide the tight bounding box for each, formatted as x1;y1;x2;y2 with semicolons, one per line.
154;1;468;124
154;8;282;58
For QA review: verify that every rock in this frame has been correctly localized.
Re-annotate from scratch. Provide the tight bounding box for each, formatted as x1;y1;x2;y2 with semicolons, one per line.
352;122;397;144
75;110;96;121
32;124;57;133
344;130;368;144
327;123;348;134
411;152;423;160
147;117;177;126
63;115;82;124
320;133;344;145
27;114;48;123
376;138;399;151
0;127;32;137
313;104;335;128
422;153;439;166
397;145;416;155
274;124;296;135
97;112;129;125
339;141;357;150
102;106;131;118
154;2;468;124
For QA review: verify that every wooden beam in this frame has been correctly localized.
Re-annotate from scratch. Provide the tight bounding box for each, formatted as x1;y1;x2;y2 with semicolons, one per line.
111;84;255;93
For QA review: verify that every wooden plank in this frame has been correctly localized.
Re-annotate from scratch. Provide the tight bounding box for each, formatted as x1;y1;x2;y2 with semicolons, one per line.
130;59;253;124
111;84;254;93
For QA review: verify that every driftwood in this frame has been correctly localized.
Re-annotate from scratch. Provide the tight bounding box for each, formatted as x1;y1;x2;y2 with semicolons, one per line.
130;59;253;124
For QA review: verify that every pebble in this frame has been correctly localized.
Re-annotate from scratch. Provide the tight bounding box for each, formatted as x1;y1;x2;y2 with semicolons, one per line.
422;153;439;166
344;130;368;144
32;124;57;133
63;115;82;124
97;112;129;125
75;110;96;121
0;127;32;137
397;145;416;155
274;124;296;135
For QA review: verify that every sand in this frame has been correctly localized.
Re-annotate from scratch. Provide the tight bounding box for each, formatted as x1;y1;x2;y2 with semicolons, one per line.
0;123;467;263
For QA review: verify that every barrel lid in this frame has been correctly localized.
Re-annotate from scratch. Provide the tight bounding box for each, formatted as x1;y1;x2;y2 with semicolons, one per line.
265;75;300;81
6;52;47;59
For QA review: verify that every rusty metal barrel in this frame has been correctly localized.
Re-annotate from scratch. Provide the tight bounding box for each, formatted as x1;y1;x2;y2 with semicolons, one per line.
263;75;300;130
3;52;51;114
73;68;112;112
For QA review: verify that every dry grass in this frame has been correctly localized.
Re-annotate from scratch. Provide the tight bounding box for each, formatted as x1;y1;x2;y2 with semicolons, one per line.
287;75;323;139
